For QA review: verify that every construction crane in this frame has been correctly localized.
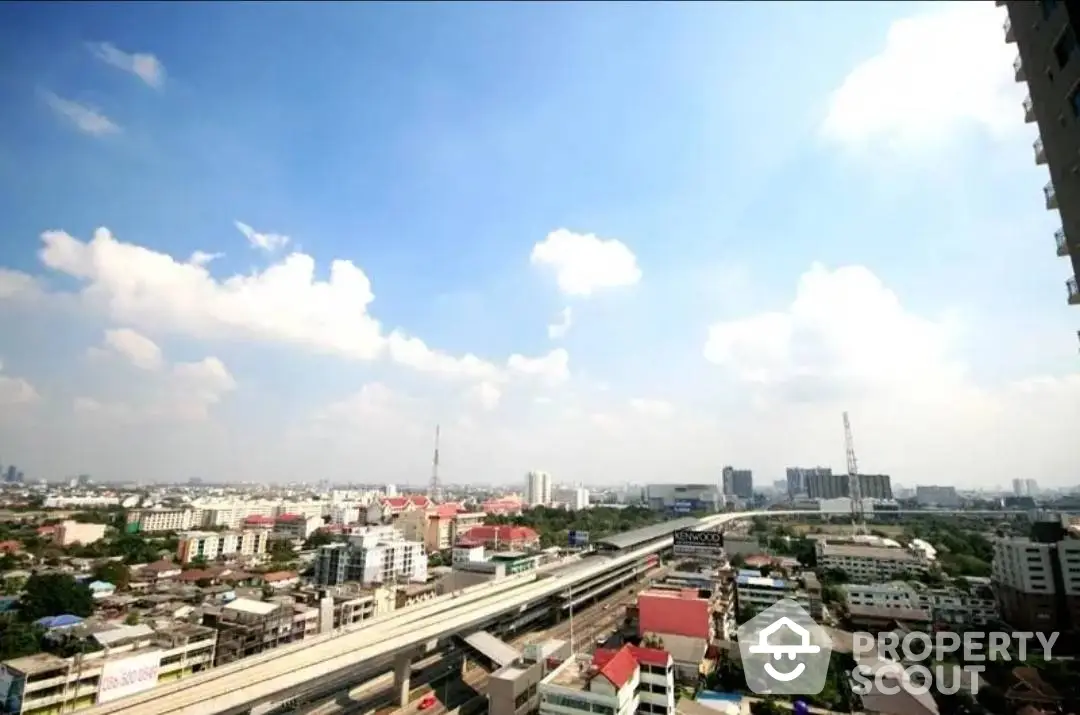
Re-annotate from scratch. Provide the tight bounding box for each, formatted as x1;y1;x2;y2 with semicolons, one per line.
843;411;866;534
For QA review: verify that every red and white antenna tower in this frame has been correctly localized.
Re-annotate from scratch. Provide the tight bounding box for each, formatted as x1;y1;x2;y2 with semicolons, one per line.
843;411;865;534
428;425;443;503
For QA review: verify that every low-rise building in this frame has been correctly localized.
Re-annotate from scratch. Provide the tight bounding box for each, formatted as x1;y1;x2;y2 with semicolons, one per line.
55;521;107;547
176;529;269;564
459;525;540;552
734;570;816;622
125;508;199;534
539;645;675;715
0;622;216;713
272;514;321;541
204;597;317;666
843;581;998;627
817;542;930;582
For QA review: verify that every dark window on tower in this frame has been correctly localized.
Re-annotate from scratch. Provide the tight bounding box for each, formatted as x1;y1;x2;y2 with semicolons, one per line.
1055;28;1078;68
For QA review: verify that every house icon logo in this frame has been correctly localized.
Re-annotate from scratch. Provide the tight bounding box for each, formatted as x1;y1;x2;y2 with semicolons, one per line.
737;599;833;695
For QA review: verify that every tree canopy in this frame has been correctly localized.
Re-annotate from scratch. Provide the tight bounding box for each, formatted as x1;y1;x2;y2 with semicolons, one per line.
18;573;94;622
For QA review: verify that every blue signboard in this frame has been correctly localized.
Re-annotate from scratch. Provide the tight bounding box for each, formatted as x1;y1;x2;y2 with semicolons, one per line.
674;499;701;513
568;530;590;547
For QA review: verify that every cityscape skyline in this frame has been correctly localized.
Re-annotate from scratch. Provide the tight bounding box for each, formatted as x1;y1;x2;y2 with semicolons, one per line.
1;2;1078;487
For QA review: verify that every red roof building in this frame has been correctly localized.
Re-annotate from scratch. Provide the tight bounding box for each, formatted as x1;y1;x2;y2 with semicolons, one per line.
243;515;275;526
538;645;674;715
460;525;539;551
480;498;523;516
637;589;712;640
0;540;22;554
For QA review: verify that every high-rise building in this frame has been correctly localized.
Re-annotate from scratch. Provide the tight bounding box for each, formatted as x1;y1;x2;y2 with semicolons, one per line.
786;467;831;499
721;466;753;499
992;518;1080;637
1003;0;1080;316
806;472;892;501
524;470;552;507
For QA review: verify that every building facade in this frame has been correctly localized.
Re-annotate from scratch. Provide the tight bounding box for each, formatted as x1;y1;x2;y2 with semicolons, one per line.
525;471;553;507
806;472;893;501
643;484;723;513
538;645;675;715
1003;0;1080;316
721;467;753;500
992;521;1080;634
175;529;269;564
816;542;929;582
312;532;426;587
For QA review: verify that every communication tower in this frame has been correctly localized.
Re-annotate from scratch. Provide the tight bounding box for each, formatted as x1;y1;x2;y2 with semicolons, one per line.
428;425;443;503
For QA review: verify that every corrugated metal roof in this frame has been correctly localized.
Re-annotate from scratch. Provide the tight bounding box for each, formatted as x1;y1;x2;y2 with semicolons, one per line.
595;517;702;550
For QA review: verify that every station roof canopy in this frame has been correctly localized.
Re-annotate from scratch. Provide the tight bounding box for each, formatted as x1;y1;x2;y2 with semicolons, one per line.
595;517;703;551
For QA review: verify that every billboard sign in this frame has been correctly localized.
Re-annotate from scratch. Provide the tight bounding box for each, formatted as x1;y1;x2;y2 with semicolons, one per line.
672;528;724;558
568;530;590;547
673;500;701;513
96;651;162;705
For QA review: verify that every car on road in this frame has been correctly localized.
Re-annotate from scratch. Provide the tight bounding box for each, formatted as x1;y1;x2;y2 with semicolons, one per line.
419;694;438;711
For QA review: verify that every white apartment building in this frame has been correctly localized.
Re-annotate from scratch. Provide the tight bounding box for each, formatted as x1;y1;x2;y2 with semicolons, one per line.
539;645;675;715
553;487;590;511
313;529;426;587
272;515;321;541
735;570;811;615
177;529;269;564
126;508;199;533
842;582;998;626
525;471;553;507
42;496;121;508
817;542;930;582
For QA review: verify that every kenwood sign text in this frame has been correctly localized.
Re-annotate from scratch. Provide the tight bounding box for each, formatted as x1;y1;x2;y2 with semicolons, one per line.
672;529;724;556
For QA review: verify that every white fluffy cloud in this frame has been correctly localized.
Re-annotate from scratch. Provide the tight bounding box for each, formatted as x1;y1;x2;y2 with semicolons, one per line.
91;328;166;371
702;262;1080;487
547;307;573;339
0;361;38;406
467;382;502;411
77;329;235;422
23;227;565;385
235;221;289;253
88;42;166;89
41;92;120;136
821;3;1021;151
531;229;642;296
704;263;962;402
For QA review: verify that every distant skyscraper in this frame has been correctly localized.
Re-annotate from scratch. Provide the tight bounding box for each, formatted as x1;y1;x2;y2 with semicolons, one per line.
524;471;552;507
721;466;753;499
786;467;831;499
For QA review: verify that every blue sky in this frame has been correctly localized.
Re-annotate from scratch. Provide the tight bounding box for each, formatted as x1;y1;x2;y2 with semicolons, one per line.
0;1;1077;488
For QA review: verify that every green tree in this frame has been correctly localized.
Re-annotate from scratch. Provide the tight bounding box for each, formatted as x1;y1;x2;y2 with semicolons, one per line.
92;561;131;590
18;573;94;621
750;698;786;715
0;617;44;659
124;612;140;626
303;531;334;550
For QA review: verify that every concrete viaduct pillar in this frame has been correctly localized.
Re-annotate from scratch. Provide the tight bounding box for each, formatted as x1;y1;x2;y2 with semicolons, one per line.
394;652;412;708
